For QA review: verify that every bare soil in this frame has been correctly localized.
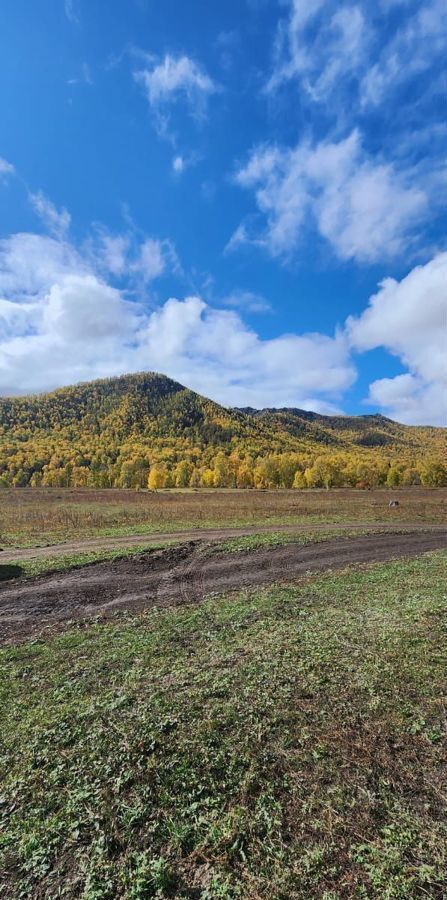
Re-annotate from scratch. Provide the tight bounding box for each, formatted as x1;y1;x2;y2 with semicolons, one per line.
2;520;446;563
1;530;446;645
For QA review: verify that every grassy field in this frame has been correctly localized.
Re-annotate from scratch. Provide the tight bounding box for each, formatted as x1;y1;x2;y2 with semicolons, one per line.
1;552;447;898
1;487;446;548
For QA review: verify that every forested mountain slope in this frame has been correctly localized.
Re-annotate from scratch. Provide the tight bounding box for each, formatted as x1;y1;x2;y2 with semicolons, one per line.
0;372;446;488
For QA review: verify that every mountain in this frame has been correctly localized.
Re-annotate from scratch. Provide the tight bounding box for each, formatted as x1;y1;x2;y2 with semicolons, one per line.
0;372;446;488
238;407;445;453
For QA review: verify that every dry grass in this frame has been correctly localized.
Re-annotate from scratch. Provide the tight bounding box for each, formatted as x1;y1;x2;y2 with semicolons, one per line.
1;487;446;548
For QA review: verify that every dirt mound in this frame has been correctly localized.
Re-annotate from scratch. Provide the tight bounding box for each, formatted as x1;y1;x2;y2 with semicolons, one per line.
0;531;446;645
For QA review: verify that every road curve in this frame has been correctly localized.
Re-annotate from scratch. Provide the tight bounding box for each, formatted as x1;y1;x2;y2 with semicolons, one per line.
0;530;446;645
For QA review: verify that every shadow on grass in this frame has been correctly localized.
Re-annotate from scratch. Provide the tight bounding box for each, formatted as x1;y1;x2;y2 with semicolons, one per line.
0;564;23;581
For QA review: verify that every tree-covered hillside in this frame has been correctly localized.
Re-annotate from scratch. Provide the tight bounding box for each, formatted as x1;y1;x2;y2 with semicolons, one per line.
0;372;446;488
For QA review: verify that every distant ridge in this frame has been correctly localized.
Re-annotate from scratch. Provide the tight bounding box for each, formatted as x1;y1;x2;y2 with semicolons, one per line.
0;371;445;488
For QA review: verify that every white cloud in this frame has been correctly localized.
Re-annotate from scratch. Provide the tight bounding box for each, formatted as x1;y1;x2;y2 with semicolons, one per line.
134;54;217;132
132;238;166;282
361;0;447;107
222;289;272;314
214;30;240;70
86;229;178;284
268;0;446;111
367;376;447;426
64;0;79;24
0;233;84;298
67;62;93;87
29;191;71;239
96;233;130;277
0;158;15;181
172;155;185;174
348;252;447;424
0;230;354;410
42;274;138;342
232;131;427;263
267;0;369;99
1;221;444;424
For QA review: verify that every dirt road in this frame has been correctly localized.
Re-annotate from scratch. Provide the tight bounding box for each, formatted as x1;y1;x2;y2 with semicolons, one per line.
1;530;446;645
1;521;446;563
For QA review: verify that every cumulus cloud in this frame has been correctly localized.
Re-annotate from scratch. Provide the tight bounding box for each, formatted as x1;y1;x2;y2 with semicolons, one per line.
232;131;427;263
368;376;447;427
87;229;179;284
0;158;15;181
0;233;84;298
0;229;354;410
1;225;445;423
29;191;71;239
348;252;447;424
134;54;217;133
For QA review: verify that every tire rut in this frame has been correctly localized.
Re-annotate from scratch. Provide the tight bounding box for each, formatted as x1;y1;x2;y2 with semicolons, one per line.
0;531;446;645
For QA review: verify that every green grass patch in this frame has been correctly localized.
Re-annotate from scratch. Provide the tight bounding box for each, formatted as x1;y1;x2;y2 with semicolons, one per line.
1;553;447;897
0;543;176;581
206;527;397;554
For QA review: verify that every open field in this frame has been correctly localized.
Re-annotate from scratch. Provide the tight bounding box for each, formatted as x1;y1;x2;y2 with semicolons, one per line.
1;487;446;549
1;487;446;896
1;552;447;898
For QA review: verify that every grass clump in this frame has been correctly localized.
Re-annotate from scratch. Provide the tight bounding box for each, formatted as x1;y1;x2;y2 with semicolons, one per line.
1;552;446;897
1;543;174;581
207;527;395;554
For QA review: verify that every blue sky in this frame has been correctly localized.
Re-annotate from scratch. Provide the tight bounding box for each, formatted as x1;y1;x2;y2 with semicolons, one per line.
0;0;446;424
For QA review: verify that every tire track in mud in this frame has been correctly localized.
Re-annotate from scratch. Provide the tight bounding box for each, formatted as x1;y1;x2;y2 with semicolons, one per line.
0;531;446;645
2;521;446;564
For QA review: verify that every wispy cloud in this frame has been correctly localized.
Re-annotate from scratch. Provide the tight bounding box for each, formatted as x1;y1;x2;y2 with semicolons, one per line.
267;0;369;100
267;0;447;122
29;191;71;239
134;53;217;135
0;157;15;181
360;0;447;107
231;131;428;263
221;289;272;314
64;0;79;25
67;62;93;87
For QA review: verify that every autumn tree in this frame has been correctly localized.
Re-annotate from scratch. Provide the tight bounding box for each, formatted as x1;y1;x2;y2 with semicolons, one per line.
174;460;193;487
148;466;167;490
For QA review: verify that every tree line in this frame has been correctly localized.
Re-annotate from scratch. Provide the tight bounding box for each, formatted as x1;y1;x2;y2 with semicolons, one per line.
1;444;445;489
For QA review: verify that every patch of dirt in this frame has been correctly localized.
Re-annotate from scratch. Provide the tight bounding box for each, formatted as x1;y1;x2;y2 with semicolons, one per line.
0;531;446;646
1;521;445;563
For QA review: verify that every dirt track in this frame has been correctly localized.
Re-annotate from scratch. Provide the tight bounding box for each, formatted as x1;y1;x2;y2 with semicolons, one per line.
1;530;446;645
2;521;446;563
